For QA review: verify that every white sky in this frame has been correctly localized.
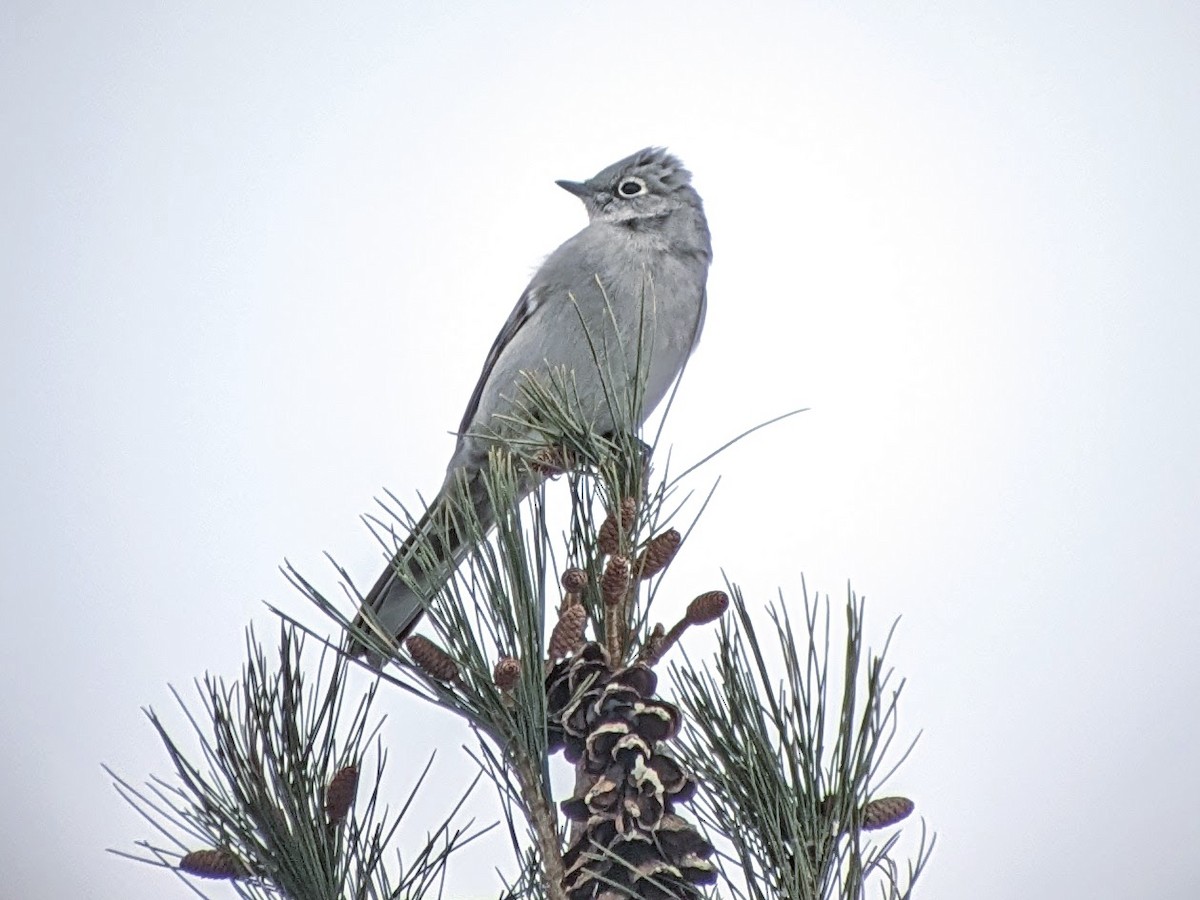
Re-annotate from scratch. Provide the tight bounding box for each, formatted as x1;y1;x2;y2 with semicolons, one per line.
4;2;1199;898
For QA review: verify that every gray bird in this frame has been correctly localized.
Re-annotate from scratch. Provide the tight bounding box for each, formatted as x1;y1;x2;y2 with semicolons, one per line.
350;147;711;662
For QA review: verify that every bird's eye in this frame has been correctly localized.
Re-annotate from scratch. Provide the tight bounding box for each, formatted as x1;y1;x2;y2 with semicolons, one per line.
618;177;647;197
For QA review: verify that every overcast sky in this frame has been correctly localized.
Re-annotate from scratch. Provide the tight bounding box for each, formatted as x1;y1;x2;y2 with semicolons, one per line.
4;2;1199;898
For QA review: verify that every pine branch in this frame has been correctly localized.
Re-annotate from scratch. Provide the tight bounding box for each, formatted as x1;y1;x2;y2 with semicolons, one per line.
106;623;484;900
671;584;934;900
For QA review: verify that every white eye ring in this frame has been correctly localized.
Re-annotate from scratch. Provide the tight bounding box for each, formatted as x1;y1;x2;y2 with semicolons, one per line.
617;176;647;197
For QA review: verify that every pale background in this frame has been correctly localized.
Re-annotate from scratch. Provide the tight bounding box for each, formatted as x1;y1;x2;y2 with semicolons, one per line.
4;2;1199;898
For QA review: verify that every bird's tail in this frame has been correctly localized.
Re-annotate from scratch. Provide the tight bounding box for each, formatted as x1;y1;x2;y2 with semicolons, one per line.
347;472;492;666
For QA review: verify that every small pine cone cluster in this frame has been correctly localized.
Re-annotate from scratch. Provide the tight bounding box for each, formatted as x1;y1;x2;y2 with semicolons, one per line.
546;642;716;899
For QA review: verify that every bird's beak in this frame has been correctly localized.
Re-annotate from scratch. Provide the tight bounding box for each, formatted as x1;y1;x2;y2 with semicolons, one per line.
555;179;590;199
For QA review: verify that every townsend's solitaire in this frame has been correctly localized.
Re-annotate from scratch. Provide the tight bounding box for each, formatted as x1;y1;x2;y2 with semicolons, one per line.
350;147;711;662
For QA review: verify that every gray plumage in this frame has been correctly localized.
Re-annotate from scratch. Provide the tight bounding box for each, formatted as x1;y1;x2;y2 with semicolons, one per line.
351;147;711;663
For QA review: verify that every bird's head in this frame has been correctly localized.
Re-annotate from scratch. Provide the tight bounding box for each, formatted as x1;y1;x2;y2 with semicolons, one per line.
556;147;702;226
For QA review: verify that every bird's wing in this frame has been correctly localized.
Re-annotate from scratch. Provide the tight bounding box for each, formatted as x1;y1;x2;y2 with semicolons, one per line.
690;285;708;351
455;283;548;438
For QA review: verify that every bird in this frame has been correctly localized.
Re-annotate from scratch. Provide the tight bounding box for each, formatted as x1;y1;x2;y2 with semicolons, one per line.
350;147;712;663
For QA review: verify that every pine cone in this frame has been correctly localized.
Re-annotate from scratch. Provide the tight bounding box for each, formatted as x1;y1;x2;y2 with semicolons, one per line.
179;849;247;880
597;497;638;555
634;529;681;580
686;590;729;625
862;796;915;830
548;642;716;900
324;765;359;824
405;635;459;682
600;555;631;606
560;567;588;594
548;603;588;660
493;657;521;691
529;445;570;477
